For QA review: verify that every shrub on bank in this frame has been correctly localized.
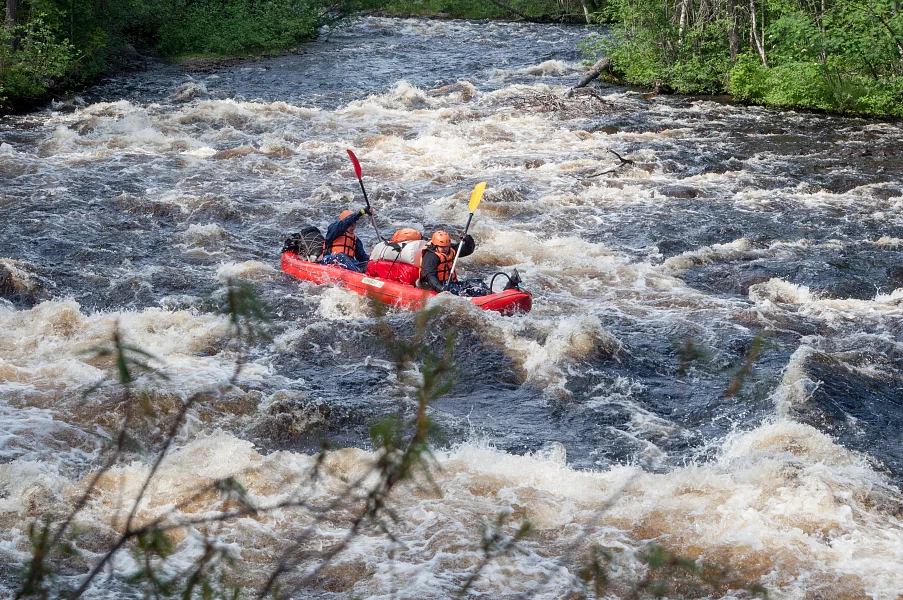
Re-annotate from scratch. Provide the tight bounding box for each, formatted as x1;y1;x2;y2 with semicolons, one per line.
156;0;320;57
728;55;903;116
587;0;903;117
0;0;333;113
0;14;75;108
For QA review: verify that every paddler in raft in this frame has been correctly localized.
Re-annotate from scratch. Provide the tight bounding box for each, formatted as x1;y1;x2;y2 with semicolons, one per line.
322;207;373;273
417;230;492;298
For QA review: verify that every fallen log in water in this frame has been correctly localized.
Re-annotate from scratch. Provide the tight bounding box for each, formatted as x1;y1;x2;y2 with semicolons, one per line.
565;57;612;98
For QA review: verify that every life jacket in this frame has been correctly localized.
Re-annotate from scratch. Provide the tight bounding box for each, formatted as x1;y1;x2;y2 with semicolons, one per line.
431;245;457;284
329;231;357;257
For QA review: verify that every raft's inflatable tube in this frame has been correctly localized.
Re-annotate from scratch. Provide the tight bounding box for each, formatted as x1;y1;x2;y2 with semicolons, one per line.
281;252;532;315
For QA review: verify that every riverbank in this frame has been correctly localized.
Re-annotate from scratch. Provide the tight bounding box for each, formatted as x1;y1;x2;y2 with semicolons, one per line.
583;0;903;119
1;0;595;115
0;0;332;116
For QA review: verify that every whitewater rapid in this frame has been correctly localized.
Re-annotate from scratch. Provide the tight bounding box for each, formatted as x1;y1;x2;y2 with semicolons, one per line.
2;16;903;599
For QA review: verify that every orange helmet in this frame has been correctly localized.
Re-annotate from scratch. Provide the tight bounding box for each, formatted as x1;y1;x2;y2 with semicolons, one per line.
339;209;355;220
391;228;422;243
430;231;451;247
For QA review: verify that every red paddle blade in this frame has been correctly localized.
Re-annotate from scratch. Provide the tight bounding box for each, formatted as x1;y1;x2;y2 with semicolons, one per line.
346;149;363;180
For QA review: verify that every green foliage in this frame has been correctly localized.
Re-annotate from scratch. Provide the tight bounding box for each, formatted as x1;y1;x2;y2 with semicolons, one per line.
0;0;350;111
0;15;75;103
589;0;903;115
729;54;903;116
727;52;769;102
583;0;734;94
156;0;320;58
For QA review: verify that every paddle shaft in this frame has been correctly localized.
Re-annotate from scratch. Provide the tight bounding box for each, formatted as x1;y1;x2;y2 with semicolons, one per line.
444;212;474;291
355;177;385;244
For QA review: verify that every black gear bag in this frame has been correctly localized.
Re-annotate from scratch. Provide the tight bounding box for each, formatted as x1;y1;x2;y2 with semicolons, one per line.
282;226;325;262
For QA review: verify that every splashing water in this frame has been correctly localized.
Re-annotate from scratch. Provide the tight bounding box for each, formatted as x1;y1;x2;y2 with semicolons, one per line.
2;16;903;598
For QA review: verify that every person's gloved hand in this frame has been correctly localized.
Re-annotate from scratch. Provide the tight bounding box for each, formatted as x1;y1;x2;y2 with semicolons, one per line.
463;234;474;244
360;207;373;216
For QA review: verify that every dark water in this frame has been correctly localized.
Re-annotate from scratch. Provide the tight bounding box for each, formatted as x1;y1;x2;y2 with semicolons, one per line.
2;17;903;599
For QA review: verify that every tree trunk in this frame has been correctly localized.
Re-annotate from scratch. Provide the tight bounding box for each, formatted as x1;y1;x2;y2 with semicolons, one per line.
486;0;534;21
5;0;18;28
565;57;613;97
5;0;19;51
580;0;591;23
749;0;768;66
728;0;739;60
677;0;688;47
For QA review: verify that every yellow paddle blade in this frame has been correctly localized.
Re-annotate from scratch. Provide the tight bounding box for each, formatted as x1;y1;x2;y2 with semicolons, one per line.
469;181;486;213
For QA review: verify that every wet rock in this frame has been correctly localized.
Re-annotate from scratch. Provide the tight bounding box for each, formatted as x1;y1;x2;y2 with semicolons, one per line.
69;117;101;136
487;187;528;203
872;186;902;200
171;82;208;103
886;267;903;285
427;81;475;101
659;184;701;199
251;394;331;441
212;145;255;160
657;239;693;256
594;124;619;134
524;159;544;169
0;259;45;306
739;276;773;296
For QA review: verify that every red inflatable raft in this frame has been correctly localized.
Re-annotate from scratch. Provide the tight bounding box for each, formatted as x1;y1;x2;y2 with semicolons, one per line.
281;252;532;315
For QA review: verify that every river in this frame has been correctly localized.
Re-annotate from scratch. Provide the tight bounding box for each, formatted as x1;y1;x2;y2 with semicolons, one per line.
1;16;902;599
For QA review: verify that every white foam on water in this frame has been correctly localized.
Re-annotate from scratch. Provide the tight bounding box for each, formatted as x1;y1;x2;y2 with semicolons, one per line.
0;459;73;518
0;142;16;155
750;278;903;321
874;235;903;249
175;223;229;246
2;425;897;598
180;146;217;158
509;314;619;391
315;286;372;321
215;260;278;282
772;345;821;415
512;59;579;76
171;81;208;102
662;238;757;276
0;300;232;396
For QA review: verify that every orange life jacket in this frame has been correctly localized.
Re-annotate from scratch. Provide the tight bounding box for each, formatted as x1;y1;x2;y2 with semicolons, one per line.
330;231;357;257
434;246;457;284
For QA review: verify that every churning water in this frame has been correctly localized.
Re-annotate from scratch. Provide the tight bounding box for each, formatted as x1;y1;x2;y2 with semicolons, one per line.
2;16;903;599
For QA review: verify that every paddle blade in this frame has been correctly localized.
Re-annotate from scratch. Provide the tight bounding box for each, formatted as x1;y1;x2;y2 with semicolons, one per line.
346;149;363;180
469;181;486;213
